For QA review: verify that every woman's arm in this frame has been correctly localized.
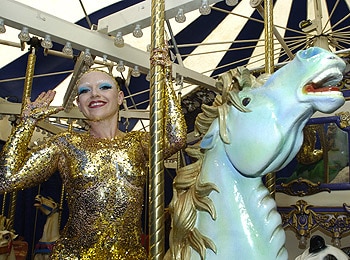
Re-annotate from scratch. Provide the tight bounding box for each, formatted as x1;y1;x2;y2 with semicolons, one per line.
0;90;63;192
163;77;187;158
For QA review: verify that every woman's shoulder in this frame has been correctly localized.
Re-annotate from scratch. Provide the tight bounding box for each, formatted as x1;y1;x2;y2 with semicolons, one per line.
124;131;150;140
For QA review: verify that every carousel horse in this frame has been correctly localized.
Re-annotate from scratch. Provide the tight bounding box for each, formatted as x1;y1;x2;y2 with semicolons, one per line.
165;47;346;260
33;195;60;260
0;216;17;260
0;231;17;260
295;235;349;260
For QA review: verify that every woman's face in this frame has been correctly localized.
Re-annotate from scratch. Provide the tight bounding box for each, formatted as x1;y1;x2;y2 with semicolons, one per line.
76;71;124;122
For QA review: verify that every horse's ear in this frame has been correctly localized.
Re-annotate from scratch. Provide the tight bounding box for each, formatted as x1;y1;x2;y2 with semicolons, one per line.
200;120;219;149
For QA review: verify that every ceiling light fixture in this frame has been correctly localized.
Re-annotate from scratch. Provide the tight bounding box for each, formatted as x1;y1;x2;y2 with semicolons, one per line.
18;27;30;42
131;65;141;77
114;31;124;47
83;48;94;66
132;24;143;38
41;34;53;49
116;60;125;72
175;8;186;23
225;0;239;6
199;0;211;15
62;41;73;56
0;19;6;33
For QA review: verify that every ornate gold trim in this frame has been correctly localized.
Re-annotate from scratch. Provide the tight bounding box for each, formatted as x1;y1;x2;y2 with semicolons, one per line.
277;178;330;196
280;200;350;247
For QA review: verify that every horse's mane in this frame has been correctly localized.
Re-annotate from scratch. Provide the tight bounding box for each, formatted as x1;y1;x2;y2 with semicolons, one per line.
194;66;268;142
166;67;269;259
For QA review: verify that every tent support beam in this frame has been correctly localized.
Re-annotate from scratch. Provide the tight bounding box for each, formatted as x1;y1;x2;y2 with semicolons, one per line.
0;0;216;91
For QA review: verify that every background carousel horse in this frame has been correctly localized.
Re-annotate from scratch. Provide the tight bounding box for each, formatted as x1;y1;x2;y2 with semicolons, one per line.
295;235;349;260
33;195;60;260
165;47;346;260
0;215;17;260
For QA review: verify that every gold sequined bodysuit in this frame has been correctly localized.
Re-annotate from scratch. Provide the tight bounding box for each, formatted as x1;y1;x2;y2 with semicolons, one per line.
0;86;187;259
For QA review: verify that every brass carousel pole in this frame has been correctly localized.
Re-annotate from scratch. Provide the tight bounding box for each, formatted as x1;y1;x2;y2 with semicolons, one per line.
149;0;166;258
263;0;276;198
9;40;37;230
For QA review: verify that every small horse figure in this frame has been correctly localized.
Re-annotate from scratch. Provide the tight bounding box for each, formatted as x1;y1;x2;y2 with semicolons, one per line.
165;47;346;260
33;195;60;260
295;235;349;260
0;215;17;260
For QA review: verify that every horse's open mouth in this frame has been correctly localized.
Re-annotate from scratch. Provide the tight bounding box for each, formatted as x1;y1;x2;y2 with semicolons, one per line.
303;67;343;94
34;197;42;207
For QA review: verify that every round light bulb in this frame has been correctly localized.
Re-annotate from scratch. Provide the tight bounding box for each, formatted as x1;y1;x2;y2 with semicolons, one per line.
199;0;211;15
175;9;186;23
133;24;143;38
114;31;124;47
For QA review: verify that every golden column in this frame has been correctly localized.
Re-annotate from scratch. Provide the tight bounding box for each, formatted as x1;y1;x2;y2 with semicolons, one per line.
8;46;37;229
263;0;276;198
149;0;166;258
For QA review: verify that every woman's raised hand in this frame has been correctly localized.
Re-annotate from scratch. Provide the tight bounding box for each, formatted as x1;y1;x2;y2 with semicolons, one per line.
21;90;64;122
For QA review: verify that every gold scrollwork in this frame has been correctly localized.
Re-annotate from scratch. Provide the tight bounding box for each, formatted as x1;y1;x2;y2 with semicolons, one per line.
280;200;350;247
277;178;330;196
336;111;350;129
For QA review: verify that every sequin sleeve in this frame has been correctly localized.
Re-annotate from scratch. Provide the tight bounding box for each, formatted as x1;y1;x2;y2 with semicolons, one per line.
162;80;187;158
0;119;60;192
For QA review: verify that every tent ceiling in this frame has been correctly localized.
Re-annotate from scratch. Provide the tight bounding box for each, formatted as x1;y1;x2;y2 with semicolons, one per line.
0;0;350;139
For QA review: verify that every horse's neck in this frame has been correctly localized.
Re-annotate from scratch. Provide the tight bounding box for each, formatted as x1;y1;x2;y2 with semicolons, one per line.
40;212;60;242
202;143;268;211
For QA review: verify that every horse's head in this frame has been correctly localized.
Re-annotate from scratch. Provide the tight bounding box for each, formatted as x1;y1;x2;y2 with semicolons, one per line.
295;235;349;260
34;195;58;216
201;47;345;178
0;230;17;258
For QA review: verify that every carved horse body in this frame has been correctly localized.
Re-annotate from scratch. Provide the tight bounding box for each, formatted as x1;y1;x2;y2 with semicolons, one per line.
166;47;346;260
0;231;17;260
33;195;60;260
0;216;17;260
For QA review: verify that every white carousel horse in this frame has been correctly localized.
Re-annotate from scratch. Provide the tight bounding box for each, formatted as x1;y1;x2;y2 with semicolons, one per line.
295;235;349;260
0;215;17;260
0;231;17;260
165;47;346;260
33;195;60;260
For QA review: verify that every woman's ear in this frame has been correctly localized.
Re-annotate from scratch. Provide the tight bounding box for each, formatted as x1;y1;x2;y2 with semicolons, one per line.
76;97;82;112
118;91;124;106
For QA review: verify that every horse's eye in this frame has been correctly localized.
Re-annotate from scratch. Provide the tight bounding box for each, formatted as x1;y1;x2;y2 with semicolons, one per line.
242;97;251;106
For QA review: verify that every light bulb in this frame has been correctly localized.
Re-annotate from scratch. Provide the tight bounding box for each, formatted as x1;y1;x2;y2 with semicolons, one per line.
225;0;238;6
102;54;108;64
83;48;94;65
175;9;186;23
133;24;143;38
131;65;141;77
199;0;211;15
18;27;30;42
0;19;5;33
114;31;124;47
116;60;125;72
146;71;151;81
62;42;73;55
41;34;53;49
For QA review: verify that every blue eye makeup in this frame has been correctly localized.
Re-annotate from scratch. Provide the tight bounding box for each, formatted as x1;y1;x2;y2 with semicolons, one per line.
99;83;113;90
77;86;90;95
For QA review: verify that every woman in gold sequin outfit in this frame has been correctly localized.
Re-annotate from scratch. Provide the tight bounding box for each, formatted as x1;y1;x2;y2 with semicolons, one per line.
0;69;187;259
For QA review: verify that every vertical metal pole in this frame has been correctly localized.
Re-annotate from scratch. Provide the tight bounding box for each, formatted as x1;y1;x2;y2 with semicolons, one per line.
9;49;36;229
263;0;276;198
149;0;166;258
